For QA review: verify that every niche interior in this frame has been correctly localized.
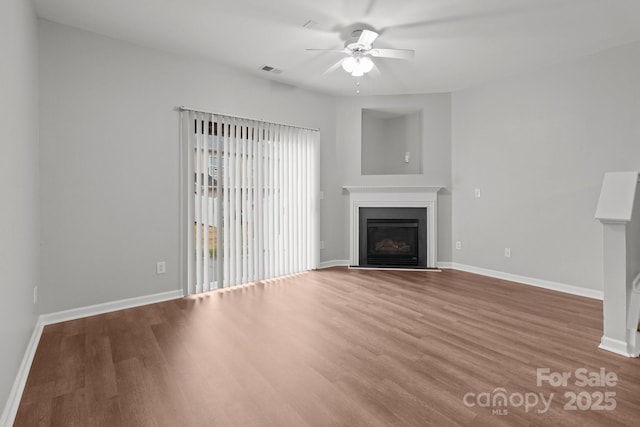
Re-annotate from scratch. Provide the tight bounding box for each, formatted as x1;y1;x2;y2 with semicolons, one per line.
361;108;423;175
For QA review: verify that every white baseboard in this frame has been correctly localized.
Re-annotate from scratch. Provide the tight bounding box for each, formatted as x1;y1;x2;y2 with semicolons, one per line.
0;289;184;427
39;289;184;325
449;262;604;300
599;336;633;357
318;259;350;269
0;319;44;427
318;260;603;303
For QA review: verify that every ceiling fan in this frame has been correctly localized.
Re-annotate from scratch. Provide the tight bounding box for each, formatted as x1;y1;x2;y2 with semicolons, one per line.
307;29;415;77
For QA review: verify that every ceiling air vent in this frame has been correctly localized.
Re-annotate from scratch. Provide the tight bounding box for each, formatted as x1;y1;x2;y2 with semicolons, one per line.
302;20;317;29
260;65;283;74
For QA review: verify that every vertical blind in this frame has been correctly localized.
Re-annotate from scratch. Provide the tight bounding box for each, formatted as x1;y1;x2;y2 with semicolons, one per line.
180;110;319;294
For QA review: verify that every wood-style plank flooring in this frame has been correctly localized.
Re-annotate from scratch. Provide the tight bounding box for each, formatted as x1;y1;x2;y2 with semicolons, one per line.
15;268;640;426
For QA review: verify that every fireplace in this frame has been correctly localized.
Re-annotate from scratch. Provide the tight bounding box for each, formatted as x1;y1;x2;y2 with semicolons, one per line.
358;207;427;268
344;186;441;269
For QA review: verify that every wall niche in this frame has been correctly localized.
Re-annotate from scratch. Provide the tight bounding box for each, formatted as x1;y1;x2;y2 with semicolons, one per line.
361;108;423;175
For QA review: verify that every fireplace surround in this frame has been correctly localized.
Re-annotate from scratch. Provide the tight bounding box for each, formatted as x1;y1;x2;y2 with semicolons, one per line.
344;186;442;269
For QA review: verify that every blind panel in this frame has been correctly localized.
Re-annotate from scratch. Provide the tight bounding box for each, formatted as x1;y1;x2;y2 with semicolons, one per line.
194;113;203;294
183;110;318;293
223;117;231;287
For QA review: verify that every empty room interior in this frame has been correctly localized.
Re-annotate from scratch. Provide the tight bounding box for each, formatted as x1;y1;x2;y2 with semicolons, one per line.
3;0;640;425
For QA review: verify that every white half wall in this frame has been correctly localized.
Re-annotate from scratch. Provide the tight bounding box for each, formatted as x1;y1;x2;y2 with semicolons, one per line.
38;20;339;313
452;41;640;293
0;0;39;421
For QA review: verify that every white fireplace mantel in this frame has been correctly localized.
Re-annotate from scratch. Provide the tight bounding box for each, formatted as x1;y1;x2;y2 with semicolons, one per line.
343;185;443;268
343;186;443;194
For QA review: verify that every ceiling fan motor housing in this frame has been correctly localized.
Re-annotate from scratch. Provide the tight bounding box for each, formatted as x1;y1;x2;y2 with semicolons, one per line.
345;29;374;52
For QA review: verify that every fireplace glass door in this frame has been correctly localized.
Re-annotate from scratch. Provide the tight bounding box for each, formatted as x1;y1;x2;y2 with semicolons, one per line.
366;219;419;266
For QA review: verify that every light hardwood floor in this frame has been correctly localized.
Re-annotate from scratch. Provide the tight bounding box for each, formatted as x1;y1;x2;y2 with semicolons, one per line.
15;268;640;426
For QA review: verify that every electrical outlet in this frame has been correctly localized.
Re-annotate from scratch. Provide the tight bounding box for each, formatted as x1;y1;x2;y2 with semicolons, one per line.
319;191;324;200
156;261;166;274
455;241;462;250
504;248;511;258
474;188;481;198
320;241;325;250
33;286;38;305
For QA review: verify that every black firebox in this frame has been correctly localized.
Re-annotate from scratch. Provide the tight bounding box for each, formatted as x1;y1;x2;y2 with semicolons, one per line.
358;207;427;268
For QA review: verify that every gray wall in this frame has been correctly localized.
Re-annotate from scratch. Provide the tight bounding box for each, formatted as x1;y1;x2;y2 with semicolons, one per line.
38;20;339;313
452;41;640;291
0;0;39;416
337;93;453;263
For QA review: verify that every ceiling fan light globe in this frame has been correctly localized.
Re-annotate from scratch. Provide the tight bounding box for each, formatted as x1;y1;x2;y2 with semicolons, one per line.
360;57;374;73
342;57;357;73
349;57;371;77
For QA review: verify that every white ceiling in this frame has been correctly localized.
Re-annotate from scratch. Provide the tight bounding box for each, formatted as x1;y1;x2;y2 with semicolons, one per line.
34;0;640;96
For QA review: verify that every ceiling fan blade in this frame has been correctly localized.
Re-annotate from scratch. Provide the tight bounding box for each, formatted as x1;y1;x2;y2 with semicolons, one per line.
363;0;378;17
306;48;350;54
357;29;379;47
369;48;415;59
323;59;345;75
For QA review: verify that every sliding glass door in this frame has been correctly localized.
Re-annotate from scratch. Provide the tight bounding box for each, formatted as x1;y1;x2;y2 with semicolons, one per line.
180;110;319;294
